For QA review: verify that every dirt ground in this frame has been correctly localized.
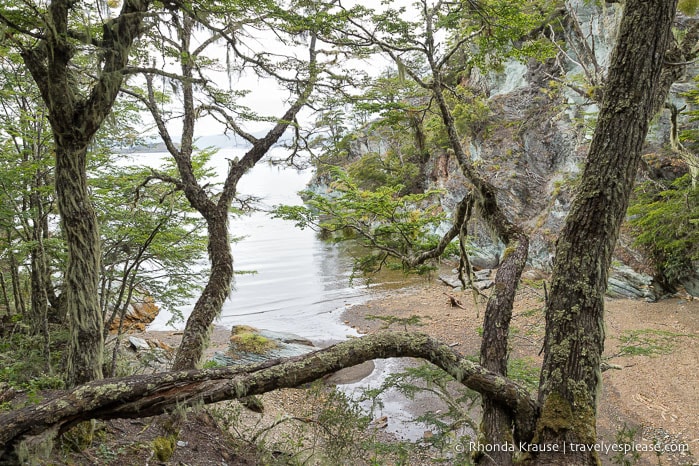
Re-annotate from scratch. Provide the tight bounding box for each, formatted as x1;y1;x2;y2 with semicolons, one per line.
339;279;699;466
49;277;698;465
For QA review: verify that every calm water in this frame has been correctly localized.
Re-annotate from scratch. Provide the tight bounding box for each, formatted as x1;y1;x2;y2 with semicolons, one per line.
149;147;372;344
145;146;441;440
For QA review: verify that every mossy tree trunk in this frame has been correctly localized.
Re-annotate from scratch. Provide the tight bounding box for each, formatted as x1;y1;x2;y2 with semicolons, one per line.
0;331;539;460
432;64;530;466
136;13;319;370
16;0;151;386
172;210;234;370
535;0;677;463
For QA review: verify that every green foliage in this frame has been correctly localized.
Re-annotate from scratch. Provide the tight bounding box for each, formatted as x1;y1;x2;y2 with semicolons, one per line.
610;424;641;466
347;151;421;193
469;0;557;68
202;359;223;369
276;168;449;275
62;421;98;453
628;174;699;285
0;325;67;391
507;357;540;392
616;329;694;357
207;384;422;465
360;362;479;462
679;0;699;16
365;314;429;331
91;151;209;325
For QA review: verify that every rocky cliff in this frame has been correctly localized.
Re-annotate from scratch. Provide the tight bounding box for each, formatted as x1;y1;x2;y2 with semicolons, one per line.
313;1;699;299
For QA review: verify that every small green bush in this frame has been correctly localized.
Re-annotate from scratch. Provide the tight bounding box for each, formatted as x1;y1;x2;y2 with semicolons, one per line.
628;174;699;286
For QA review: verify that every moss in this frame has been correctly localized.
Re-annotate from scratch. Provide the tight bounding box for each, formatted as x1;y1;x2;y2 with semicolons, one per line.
152;435;176;462
230;325;258;336
230;332;278;354
62;420;96;452
501;245;516;261
536;392;573;435
570;400;597;446
679;0;699;15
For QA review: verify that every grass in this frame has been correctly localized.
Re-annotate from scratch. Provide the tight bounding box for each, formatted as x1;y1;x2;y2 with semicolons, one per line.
230;332;278;354
507;357;540;392
617;329;694;357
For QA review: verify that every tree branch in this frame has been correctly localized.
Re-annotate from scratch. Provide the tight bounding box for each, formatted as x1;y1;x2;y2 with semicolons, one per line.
0;332;539;458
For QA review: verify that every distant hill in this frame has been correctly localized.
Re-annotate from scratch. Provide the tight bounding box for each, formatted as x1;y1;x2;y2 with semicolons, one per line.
119;131;291;153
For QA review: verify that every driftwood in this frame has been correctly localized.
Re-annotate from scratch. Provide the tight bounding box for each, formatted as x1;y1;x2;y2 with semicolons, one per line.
444;292;467;309
0;332;538;458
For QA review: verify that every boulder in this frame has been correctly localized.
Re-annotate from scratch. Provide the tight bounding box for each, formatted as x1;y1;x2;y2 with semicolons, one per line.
210;326;316;366
606;265;656;301
128;336;151;351
469;246;501;270
109;296;160;333
680;276;699;298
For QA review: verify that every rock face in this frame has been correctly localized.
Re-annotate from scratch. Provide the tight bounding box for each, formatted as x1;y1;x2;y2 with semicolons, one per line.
606;266;656;301
104;334;175;373
444;2;698;294
211;326;316;366
109;296;160;333
308;1;699;298
680;261;699;298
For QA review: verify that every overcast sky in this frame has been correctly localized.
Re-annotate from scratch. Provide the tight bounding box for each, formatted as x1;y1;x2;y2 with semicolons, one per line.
150;0;419;141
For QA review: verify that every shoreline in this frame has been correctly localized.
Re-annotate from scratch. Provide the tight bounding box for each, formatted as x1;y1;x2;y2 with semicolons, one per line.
136;278;698;463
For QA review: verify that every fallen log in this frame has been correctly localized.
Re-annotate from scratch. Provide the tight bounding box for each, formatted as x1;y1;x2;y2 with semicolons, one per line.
0;331;539;458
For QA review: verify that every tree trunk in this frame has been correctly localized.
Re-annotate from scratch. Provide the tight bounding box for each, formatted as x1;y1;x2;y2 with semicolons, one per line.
153;14;317;371
477;230;528;466
172;211;233;370
431;70;530;464
16;0;151;386
29;242;51;369
54;143;104;387
0;331;539;460
29;168;52;358
535;0;677;464
6;233;25;317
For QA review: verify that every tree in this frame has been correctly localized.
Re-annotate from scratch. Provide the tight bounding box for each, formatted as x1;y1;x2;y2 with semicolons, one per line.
288;0;689;464
290;2;546;463
126;2;327;370
0;0;152;386
0;51;61;371
0;332;538;460
0;1;692;464
537;1;679;462
91;155;209;375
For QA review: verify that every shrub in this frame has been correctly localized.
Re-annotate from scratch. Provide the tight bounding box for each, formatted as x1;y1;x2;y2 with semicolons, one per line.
628;174;699;287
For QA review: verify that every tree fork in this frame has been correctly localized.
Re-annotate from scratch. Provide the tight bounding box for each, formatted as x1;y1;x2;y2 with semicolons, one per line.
0;332;538;458
432;65;530;466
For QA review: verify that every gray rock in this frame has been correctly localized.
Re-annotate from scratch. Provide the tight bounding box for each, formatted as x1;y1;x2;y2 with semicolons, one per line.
606;266;656;301
438;274;462;289
210;327;317;367
128;336;150;351
475;280;494;291
469;246;501;269
256;329;314;347
680;276;699;298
